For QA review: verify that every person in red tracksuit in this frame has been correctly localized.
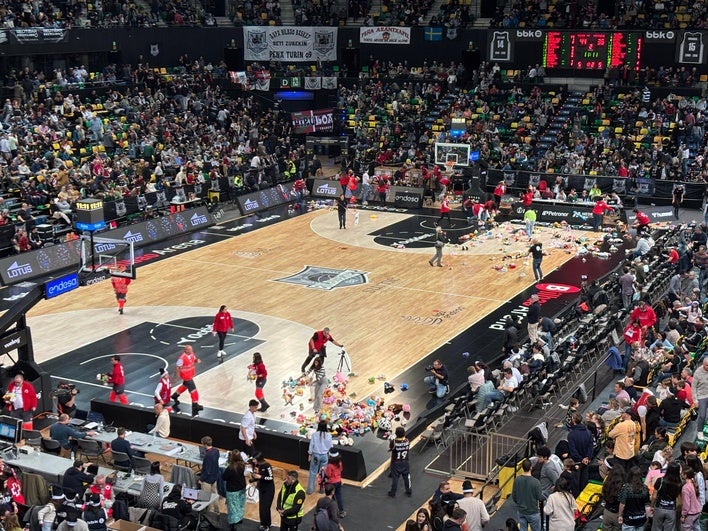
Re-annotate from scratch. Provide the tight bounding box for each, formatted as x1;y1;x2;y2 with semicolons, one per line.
212;305;234;361
437;194;453;228
592;195;614;231
111;275;131;314
251;352;269;412
154;368;172;410
106;355;129;404
632;208;651;235
171;345;203;416
376;178;389;206
293;177;306;209
300;327;343;373
5;372;37;430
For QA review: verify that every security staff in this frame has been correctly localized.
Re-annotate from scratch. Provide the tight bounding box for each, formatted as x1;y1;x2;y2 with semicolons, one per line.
276;470;306;530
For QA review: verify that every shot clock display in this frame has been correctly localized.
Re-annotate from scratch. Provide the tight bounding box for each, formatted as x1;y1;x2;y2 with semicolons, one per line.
543;32;642;70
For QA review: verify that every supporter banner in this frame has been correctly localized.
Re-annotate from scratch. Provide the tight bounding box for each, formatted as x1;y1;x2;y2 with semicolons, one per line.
0;28;68;45
676;31;706;64
310;179;341;198
304;77;321;90
235;183;295;215
243;27;337;62
486;168;704;202
291;109;335;134
322;77;337;89
0;206;214;286
359;27;411;45
391;186;424;208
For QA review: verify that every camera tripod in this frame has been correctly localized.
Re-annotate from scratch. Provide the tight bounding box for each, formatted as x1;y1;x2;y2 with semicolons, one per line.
336;349;351;373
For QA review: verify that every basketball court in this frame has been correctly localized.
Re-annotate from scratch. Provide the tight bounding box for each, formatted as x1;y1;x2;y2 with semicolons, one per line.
21;204;624;477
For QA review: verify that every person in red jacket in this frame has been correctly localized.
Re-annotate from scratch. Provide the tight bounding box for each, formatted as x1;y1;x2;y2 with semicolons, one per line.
250;352;269;412
629;300;657;346
111;274;131;315
437;194;453;228
494;181;506;206
105;355;129;405
171;345;203;416
212;305;234;360
301;327;343;373
324;450;345;518
623;319;643;371
632;208;651;236
154;368;172;410
4;372;37;430
592;195;614;231
338;171;350;194
293;177;306;209
375;177;389;206
521;187;534;207
438;175;451;201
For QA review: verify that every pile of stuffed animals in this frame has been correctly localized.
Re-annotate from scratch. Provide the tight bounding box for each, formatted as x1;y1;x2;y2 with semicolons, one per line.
282;371;411;446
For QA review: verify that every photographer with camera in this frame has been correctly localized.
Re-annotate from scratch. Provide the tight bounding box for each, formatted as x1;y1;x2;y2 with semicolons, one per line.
301;327;343;374
54;382;79;418
423;359;449;398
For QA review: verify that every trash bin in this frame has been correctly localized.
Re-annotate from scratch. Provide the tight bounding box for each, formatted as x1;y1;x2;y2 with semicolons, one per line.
497;454;521;499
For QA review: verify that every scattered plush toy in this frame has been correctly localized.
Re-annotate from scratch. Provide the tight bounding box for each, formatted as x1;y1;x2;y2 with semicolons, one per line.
282;388;295;405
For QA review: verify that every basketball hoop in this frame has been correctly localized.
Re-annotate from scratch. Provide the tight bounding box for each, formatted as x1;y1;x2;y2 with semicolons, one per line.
445;160;455;174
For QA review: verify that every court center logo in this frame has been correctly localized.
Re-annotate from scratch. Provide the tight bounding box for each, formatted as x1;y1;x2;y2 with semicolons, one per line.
276;265;368;290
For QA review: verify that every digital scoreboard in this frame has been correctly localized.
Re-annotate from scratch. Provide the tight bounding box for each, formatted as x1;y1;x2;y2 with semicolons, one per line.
543;32;642;70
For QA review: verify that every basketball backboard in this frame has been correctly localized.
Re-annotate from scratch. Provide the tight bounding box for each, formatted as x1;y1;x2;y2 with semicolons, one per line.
79;235;136;279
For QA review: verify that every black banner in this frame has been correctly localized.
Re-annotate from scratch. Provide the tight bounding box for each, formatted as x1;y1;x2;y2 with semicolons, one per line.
391;186;424;208
0;28;68;45
625;206;674;224
0;329;28;355
310;179;342;199
235;183;295;215
0;206;214;286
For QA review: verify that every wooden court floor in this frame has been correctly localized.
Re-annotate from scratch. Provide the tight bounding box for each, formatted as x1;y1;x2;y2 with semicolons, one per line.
24;209;583;421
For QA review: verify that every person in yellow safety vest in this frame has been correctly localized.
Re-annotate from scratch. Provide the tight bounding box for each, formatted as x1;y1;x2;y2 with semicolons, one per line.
276;470;306;530
233;175;244;188
284;159;296;179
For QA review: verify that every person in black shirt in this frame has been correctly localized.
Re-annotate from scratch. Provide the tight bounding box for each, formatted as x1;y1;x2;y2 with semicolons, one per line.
251;453;275;530
336;194;347;230
199;436;220;512
691;225;707;253
55;383;78;418
673;185;684;220
221;452;247;529
527;239;544;282
423;359;449;398
16;202;34;231
62;461;95;499
658;389;683;426
502;316;521;354
160;485;194;529
110;428;134;469
388;427;411;498
527;294;541;344
82;494;108;531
